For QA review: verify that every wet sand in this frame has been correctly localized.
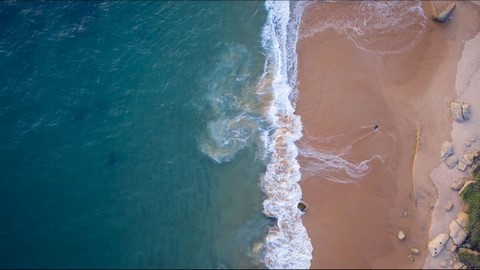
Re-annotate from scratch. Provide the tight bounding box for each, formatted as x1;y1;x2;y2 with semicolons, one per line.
296;1;480;268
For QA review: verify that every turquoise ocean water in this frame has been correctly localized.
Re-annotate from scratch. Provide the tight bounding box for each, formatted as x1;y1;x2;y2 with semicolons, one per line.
0;1;311;268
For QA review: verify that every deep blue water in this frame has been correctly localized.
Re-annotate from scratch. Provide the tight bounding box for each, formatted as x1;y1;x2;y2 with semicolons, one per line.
0;2;270;268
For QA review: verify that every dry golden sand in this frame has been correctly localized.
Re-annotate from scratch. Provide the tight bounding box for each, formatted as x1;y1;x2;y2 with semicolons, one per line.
296;1;480;268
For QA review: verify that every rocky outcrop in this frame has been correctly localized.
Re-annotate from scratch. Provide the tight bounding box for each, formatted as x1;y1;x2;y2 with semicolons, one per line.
441;141;454;160
432;3;456;23
450;101;472;122
428;233;450;257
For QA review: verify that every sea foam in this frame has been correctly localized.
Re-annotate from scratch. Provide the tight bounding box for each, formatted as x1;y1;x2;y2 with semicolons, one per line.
260;1;312;269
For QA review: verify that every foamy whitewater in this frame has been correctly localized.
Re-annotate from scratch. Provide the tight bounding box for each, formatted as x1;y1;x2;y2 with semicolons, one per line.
260;1;312;269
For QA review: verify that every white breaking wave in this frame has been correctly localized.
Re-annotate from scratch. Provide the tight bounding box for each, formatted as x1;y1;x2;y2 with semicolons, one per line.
260;1;312;269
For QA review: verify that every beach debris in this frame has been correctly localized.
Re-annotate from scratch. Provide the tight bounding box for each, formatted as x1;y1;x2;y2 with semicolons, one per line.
441;141;454;160
459;180;476;195
445;200;454;212
446;155;459;168
449;219;467;246
428;233;450;257
297;201;308;213
432;3;456;23
450;101;471;123
411;248;420;255
452;178;467;191
398;230;406;241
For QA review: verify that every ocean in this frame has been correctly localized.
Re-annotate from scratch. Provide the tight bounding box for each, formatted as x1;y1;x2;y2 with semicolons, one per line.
0;1;311;269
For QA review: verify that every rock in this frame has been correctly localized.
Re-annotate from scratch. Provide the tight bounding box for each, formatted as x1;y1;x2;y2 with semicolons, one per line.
440;259;448;268
461;151;477;166
449;219;467;245
465;243;472;249
462;103;472;121
451;101;465;122
408;254;415;262
459;180;475;195
433;3;456;23
411;248;420;255
402;209;409;218
251;242;263;254
446;155;459;168
398;230;406;240
451;178;466;191
428;233;449;257
458;161;467;171
441;141;454;160
445;200;454;212
297;201;308;213
450;244;458;253
454;262;465;269
456;212;469;228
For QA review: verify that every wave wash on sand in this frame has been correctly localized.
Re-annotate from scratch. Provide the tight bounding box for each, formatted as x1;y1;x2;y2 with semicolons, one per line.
260;1;312;269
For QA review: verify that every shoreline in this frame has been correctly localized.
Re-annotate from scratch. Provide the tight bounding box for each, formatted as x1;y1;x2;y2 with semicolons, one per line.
295;1;480;268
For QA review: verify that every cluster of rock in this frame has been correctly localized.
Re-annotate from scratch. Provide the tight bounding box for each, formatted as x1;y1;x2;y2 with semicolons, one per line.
425;99;478;268
442;140;479;171
441;101;478;171
428;212;469;268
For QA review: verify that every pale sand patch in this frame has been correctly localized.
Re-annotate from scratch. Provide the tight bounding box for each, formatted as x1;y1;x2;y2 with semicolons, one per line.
296;1;479;268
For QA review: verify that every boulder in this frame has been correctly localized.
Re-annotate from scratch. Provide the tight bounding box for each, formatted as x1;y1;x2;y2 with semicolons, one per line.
441;141;454;160
461;151;477;166
433;3;456;23
398;230;406;240
458;161;468;171
451;178;466;191
297;201;308;213
449;219;467;245
446;155;459;168
456;212;469;228
428;233;449;257
451;101;465;122
462;103;472;121
445;200;454;212
411;248;420;255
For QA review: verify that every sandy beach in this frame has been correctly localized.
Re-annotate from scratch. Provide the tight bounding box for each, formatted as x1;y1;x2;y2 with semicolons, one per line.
296;1;480;268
